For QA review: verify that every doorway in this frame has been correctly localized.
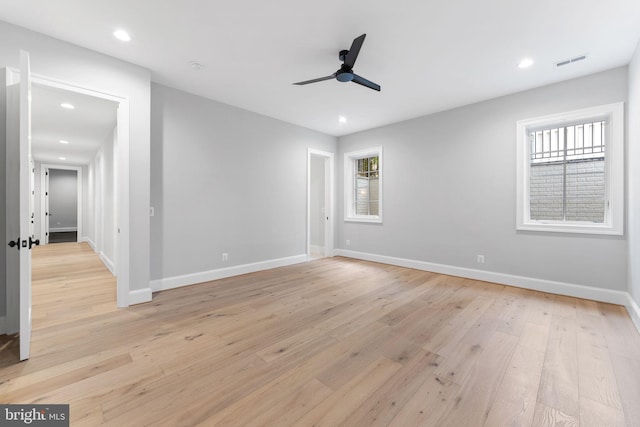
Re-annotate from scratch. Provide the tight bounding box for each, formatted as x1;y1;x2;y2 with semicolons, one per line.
42;167;81;244
307;149;334;259
30;81;120;283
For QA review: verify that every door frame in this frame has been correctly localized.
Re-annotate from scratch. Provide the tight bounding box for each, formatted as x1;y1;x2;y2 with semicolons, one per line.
8;68;131;307
40;164;83;245
307;149;335;259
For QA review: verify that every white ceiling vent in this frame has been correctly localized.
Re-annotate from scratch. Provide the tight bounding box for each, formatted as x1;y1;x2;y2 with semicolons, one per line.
556;55;587;67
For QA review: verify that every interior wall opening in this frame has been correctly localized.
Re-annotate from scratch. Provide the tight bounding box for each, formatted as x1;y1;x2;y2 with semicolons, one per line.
308;149;335;260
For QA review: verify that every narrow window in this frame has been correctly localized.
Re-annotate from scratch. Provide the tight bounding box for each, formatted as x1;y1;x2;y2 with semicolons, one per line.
345;147;382;223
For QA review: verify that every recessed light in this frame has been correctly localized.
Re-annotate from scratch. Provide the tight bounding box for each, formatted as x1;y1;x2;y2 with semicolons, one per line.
518;58;534;69
59;157;66;161
60;103;75;109
113;29;131;42
59;140;69;144
189;61;204;70
339;116;347;124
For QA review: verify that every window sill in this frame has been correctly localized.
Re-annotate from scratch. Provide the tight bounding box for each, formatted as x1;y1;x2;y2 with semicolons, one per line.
517;221;622;236
344;216;382;224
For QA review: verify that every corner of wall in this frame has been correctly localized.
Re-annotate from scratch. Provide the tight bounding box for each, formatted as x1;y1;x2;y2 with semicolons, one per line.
128;288;152;306
626;294;640;334
628;37;640;311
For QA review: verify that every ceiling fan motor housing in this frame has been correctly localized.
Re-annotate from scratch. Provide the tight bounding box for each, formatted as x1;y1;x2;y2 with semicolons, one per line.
336;68;354;82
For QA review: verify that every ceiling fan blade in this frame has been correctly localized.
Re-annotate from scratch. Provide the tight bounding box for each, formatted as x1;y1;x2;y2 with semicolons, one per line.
293;74;336;85
344;34;366;68
351;73;381;91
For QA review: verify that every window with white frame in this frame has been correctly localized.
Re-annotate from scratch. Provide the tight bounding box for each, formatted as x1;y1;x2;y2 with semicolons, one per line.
344;147;382;223
516;102;624;235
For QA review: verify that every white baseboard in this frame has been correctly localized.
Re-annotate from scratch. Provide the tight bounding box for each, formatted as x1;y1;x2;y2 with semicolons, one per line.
0;316;6;335
50;227;78;232
128;288;152;306
335;248;631;307
100;252;116;276
626;295;640;333
151;254;308;293
81;237;96;251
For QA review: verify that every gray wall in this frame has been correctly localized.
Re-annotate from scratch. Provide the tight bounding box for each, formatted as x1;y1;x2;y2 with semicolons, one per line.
0;21;151;293
338;67;628;291
48;169;77;231
629;42;640;306
150;83;337;280
310;156;325;246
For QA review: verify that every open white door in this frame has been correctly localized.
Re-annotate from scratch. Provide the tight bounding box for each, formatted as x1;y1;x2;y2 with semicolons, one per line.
19;51;34;360
6;51;34;360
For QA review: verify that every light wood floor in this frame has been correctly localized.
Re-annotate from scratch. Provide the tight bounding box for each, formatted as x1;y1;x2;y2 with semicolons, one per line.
1;242;639;426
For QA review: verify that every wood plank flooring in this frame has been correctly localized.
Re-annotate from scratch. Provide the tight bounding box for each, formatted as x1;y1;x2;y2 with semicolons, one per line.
1;242;639;426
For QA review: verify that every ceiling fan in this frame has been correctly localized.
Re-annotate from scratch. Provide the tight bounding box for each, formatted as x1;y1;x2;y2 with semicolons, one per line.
293;34;381;92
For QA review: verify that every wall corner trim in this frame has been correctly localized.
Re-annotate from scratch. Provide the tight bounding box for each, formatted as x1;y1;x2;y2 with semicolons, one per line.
100;252;116;276
626;295;640;334
128;288;152;306
151;254;308;293
335;249;639;333
82;237;96;252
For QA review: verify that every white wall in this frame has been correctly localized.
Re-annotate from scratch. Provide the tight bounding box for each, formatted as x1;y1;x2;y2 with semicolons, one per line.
48;169;77;231
103;128;117;267
0;71;6;322
310;156;325;247
150;83;337;283
338;67;628;292
0;20;151;295
84;127;117;272
628;41;640;317
92;127;117;270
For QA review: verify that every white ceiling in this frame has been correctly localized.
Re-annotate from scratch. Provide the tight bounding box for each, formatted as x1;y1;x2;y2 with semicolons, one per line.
31;84;117;165
1;0;640;136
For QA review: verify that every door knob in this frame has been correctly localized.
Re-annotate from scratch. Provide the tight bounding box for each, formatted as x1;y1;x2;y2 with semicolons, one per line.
29;236;40;250
8;237;20;250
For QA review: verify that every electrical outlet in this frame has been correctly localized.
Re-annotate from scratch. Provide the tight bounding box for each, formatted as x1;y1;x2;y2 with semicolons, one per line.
222;253;228;262
150;207;155;217
477;255;485;264
346;240;351;246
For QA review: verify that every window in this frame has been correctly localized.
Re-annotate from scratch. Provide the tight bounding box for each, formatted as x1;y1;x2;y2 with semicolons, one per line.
344;147;382;222
516;102;623;235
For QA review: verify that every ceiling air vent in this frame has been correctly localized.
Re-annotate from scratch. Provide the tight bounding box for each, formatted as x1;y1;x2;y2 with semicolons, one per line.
556;55;587;67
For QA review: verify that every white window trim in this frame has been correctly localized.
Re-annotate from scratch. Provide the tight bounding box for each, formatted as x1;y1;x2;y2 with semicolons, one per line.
344;147;383;223
516;102;624;235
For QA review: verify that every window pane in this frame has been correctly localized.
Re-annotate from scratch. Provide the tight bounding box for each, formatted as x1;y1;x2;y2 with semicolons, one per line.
528;120;606;222
564;160;605;223
353;155;380;216
530;163;565;220
355;177;370;215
